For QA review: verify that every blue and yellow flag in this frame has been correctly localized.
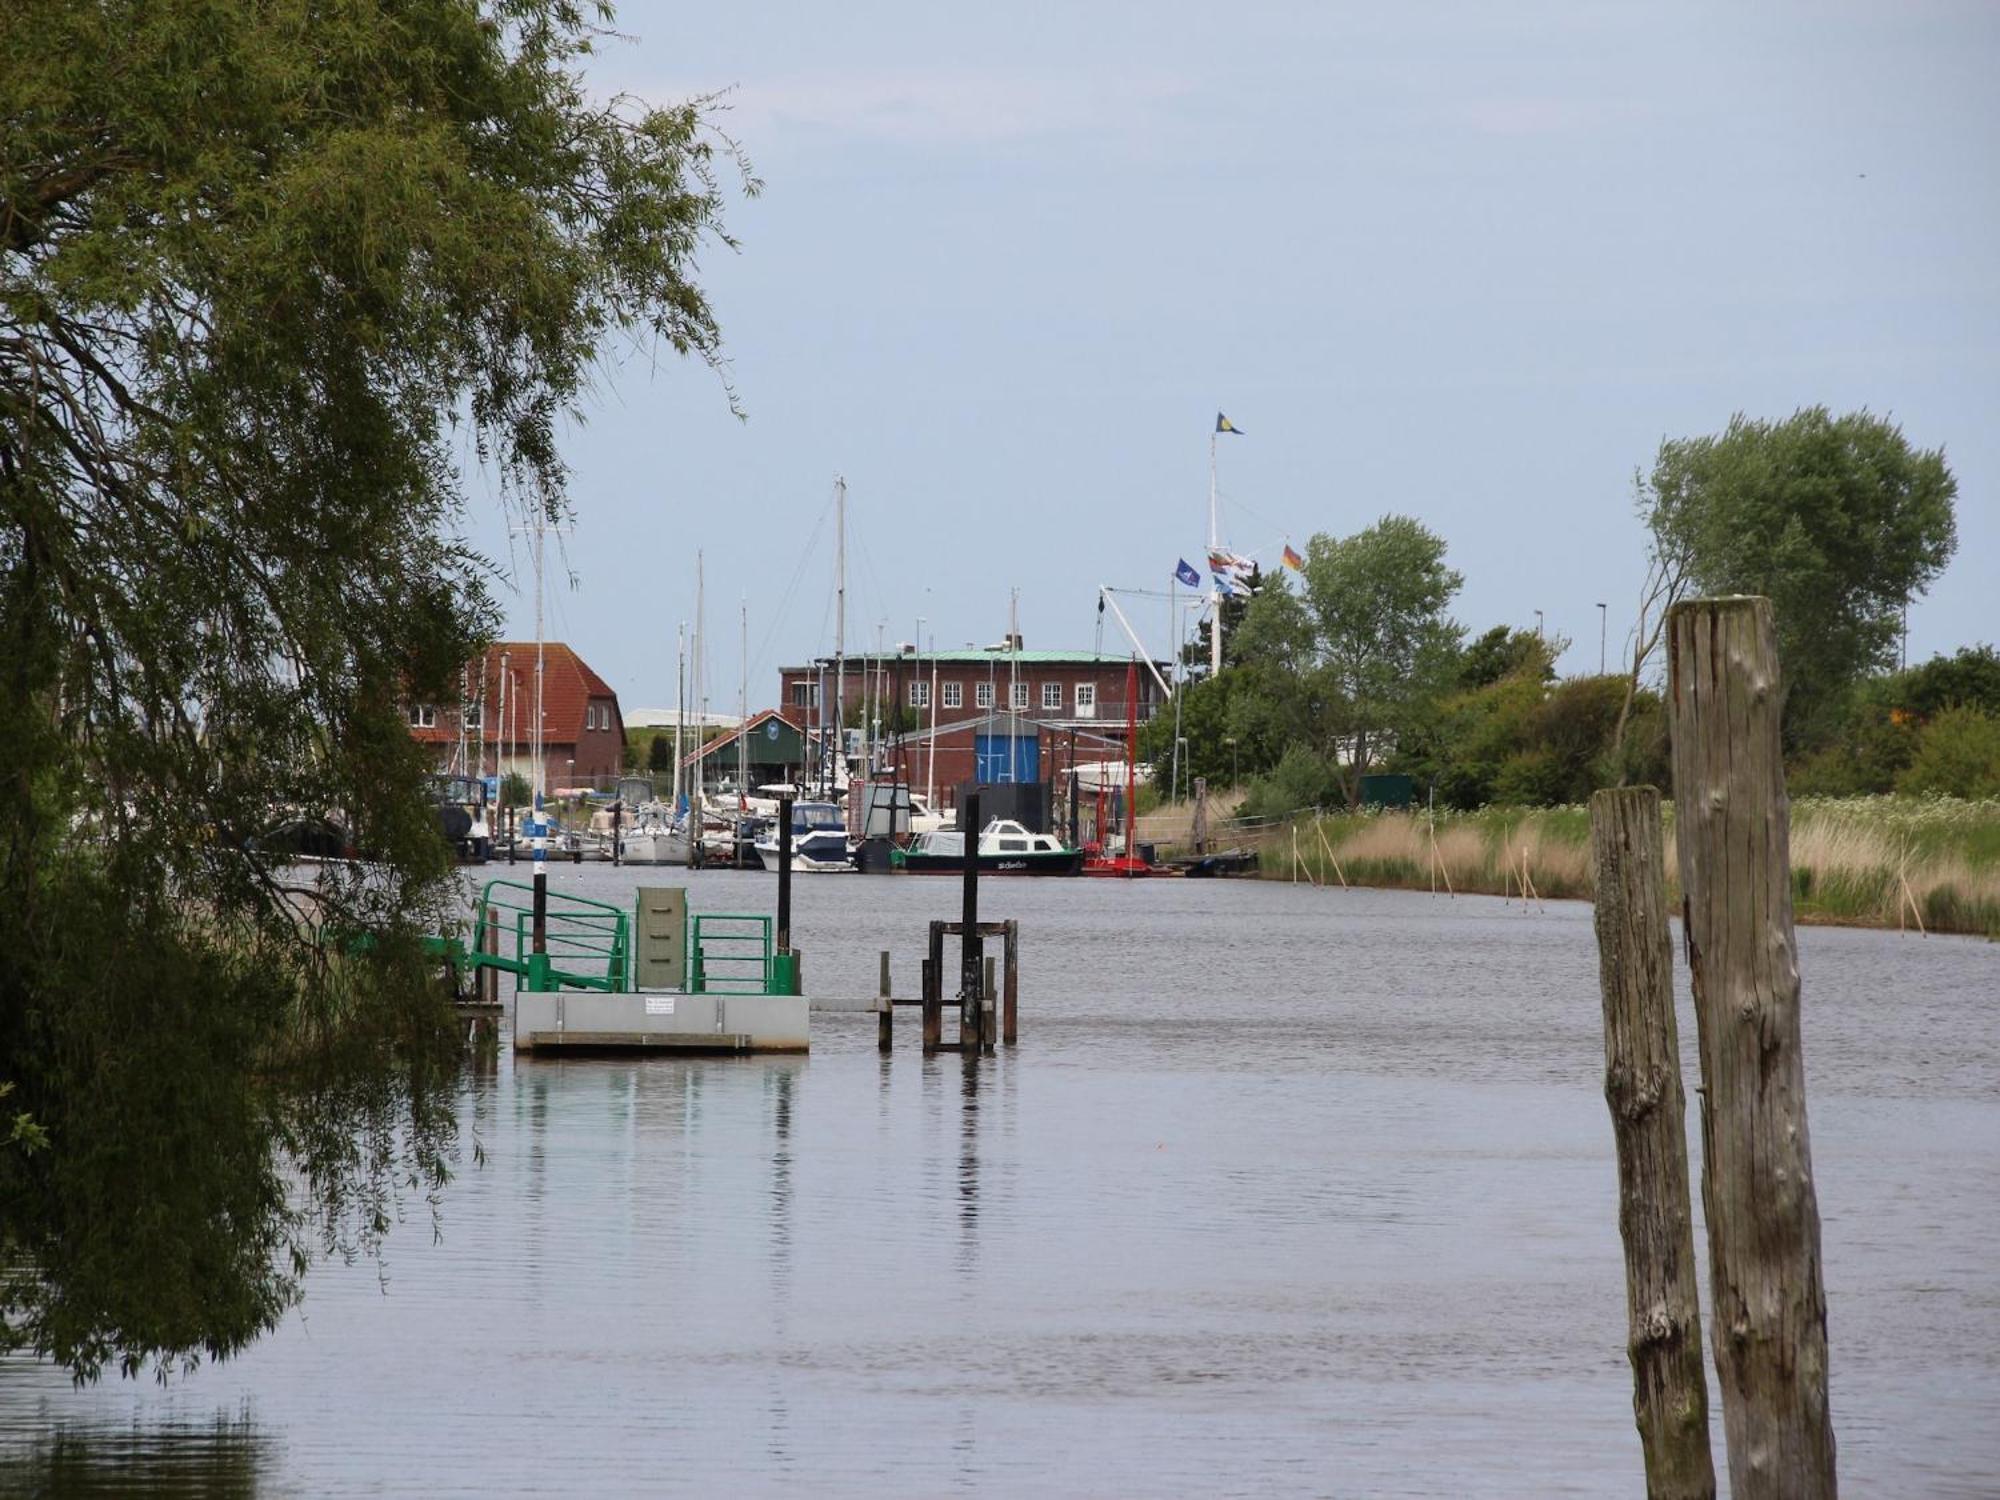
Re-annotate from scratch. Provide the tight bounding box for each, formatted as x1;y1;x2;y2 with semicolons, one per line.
1215;412;1243;435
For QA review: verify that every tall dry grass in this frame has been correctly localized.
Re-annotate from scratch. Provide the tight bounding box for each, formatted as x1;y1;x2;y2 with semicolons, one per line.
1261;797;2000;938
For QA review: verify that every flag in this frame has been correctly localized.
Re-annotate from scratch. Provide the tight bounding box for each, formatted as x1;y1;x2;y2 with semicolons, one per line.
1282;543;1305;571
1175;558;1201;588
1215;412;1244;435
1208;548;1255;597
1212;570;1252;598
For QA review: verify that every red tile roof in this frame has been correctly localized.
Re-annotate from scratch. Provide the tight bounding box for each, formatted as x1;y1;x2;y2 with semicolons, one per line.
409;642;621;747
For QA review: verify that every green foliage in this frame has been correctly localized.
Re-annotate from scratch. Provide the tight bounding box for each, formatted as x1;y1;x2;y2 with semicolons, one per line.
1896;707;2000;800
1645;407;1958;745
1238;745;1346;820
1;0;742;1379
499;771;533;808
646;731;675;774
1298;517;1464;801
1457;625;1556;690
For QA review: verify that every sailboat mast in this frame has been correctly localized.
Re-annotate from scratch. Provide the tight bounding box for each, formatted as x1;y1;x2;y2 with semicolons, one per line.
672;622;685;809
1209;430;1222;678
833;475;846;790
738;597;749;806
1008;588;1020;781
1125;656;1139;866
532;516;546;806
693;550;705;800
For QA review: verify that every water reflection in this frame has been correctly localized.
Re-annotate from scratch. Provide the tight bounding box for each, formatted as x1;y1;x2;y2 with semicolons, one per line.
0;1411;274;1498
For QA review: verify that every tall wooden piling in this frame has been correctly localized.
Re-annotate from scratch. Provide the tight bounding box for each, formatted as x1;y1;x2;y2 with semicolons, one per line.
878;949;893;1053
775;794;794;954
1591;786;1716;1500
1002;920;1019;1046
1668;596;1836;1498
960;792;982;1046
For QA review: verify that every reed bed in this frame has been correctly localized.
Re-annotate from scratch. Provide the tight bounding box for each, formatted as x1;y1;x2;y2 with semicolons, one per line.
1262;796;2000;938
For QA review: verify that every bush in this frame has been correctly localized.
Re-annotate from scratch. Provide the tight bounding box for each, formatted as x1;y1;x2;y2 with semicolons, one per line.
1238;745;1344;820
1896;706;2000;799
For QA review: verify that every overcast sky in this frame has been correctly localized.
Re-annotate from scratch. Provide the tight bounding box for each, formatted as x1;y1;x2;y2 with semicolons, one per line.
462;0;1997;712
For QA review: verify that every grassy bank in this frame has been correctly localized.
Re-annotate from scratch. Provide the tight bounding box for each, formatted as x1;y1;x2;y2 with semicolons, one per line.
1260;796;2000;938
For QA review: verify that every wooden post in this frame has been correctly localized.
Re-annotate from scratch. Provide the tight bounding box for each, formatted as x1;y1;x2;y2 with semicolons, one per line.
960;793;982;1044
981;954;997;1052
923;921;943;1055
878;948;893;1053
1002;919;1019;1046
1668;596;1836;1497
1591;786;1716;1500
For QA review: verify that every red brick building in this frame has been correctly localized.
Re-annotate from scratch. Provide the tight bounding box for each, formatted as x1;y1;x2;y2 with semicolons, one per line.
406;641;625;791
777;641;1168;805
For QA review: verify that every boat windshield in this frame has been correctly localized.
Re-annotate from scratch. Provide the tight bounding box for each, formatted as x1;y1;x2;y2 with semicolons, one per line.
793;803;843;831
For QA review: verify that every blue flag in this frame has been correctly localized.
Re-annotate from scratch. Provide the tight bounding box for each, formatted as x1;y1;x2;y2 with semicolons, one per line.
1174;558;1201;588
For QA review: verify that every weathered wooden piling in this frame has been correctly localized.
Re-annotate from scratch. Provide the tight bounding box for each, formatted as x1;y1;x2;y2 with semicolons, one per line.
960;792;983;1047
1668;596;1836;1498
1002;919;1019;1046
920;950;941;1053
1591;786;1716;1500
776;794;794;954
878;948;893;1052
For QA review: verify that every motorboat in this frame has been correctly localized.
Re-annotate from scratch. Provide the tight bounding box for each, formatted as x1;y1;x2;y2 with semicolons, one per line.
753;799;852;873
892;819;1083;876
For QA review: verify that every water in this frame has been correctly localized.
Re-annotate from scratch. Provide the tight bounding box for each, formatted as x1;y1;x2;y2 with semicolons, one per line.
3;871;1996;1497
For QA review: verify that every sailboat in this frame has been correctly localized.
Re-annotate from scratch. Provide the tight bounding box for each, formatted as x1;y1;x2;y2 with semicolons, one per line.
1083;657;1152;876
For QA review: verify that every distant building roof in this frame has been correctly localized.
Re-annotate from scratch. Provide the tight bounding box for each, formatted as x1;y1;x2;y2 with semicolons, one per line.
781;649;1167;670
624;708;746;732
410;642;620;746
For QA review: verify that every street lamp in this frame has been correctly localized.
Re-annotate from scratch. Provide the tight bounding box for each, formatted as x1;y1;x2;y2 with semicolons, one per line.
1596;602;1608;675
1224;735;1238;788
1175;737;1189;802
1533;608;1544;639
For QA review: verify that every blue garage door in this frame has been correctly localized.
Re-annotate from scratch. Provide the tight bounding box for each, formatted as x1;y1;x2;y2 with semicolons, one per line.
974;734;1041;783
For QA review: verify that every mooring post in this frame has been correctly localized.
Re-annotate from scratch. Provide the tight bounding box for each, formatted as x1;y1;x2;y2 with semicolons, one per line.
878;948;893;1053
981;954;997;1053
1591;786;1716;1500
527;807;550;991
776;794;794;954
506;804;517;864
479;904;500;1008
1002;919;1019;1046
1668;596;1836;1497
960;792;982;1048
611;798;622;867
921;924;942;1054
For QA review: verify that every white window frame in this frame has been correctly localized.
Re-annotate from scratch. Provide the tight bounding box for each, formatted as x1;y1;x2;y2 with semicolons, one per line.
909;679;931;709
1011;682;1030;710
942;681;962;709
1041;682;1062;710
975;681;994;709
463;703;482;729
408;703;437;728
1075;683;1097;715
792;681;819;708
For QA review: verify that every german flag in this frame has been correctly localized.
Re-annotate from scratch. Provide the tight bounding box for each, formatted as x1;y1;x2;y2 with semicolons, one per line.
1282;543;1305;571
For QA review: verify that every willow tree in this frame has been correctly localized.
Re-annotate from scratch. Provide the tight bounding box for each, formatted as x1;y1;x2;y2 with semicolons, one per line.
0;0;746;1378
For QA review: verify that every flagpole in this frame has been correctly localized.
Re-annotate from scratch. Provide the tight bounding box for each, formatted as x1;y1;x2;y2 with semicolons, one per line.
1209;428;1223;676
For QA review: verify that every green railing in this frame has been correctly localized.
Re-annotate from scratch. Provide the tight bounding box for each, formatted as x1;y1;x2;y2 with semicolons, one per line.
473;879;630;993
688;913;775;994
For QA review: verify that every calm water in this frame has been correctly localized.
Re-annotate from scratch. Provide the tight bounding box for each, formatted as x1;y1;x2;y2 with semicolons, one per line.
3;870;1996;1497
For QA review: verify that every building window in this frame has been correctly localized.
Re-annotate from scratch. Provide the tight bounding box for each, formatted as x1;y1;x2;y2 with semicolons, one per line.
792;681;818;708
463;703;482;729
942;681;962;709
909;679;931;709
975;682;994;708
408;703;436;728
1075;683;1097;716
1011;682;1029;710
1041;682;1062;710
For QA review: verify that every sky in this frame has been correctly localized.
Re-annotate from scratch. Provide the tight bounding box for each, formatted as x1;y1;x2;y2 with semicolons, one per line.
462;0;1999;713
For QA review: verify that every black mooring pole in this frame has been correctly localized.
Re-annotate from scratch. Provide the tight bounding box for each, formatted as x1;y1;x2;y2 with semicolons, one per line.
611;798;622;867
960;791;981;1045
776;794;794;954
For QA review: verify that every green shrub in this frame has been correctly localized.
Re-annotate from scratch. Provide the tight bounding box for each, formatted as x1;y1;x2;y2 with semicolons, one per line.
1897;706;2000;799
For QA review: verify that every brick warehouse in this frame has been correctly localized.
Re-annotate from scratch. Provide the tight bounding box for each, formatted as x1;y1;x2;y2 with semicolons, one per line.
776;639;1169;807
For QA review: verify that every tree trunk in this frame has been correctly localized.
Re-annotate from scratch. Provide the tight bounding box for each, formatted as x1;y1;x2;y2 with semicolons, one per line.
1667;596;1837;1498
1591;786;1716;1500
